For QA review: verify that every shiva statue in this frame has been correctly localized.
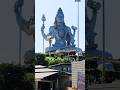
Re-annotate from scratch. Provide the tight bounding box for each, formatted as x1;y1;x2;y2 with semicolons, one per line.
41;8;77;52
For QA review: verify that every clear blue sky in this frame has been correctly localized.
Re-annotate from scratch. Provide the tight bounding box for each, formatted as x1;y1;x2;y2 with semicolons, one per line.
35;0;85;53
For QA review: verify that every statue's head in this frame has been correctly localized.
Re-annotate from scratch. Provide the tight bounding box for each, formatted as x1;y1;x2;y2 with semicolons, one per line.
55;8;64;23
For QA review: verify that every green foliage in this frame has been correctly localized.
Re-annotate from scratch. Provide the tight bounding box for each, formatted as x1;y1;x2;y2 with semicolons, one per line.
46;56;64;65
0;64;34;90
34;53;70;66
34;53;47;65
22;64;34;73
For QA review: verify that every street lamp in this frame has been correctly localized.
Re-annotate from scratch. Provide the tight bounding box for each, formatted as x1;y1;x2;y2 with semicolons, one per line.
75;0;81;49
102;0;105;82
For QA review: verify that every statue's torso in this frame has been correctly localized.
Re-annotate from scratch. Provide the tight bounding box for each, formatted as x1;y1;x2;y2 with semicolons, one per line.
49;26;70;47
50;26;70;38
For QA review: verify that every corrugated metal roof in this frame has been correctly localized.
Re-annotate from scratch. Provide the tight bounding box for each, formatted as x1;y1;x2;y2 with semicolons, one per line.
35;65;58;81
35;68;58;73
35;65;46;68
35;72;58;81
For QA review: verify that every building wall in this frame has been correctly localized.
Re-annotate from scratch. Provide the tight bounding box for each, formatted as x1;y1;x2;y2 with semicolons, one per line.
72;60;85;88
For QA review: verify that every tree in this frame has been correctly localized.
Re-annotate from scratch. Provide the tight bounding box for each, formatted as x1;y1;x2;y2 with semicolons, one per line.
0;64;34;90
34;53;47;65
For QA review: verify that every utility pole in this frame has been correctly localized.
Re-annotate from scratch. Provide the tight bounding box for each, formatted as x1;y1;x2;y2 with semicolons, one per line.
18;0;24;65
19;28;22;65
75;0;81;60
102;0;105;82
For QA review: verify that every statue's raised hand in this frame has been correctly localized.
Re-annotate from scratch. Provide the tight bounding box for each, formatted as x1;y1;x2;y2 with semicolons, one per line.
14;0;24;15
71;26;77;32
87;0;101;13
14;0;24;8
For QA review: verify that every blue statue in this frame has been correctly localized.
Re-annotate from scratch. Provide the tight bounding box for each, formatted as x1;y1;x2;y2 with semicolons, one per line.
41;8;77;52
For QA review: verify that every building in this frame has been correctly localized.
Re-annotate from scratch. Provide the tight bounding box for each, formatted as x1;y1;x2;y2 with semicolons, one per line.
35;65;58;90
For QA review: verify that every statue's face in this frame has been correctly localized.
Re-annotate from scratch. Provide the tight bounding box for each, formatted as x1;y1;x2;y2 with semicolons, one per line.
56;14;64;23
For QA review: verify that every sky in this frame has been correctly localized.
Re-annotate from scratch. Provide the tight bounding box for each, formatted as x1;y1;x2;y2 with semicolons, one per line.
35;0;85;53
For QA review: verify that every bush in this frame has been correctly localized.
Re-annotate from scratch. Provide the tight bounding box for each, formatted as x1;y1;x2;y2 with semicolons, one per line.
34;53;47;65
46;57;64;65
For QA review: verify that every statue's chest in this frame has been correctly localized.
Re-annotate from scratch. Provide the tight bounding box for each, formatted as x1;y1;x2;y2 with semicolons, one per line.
57;28;66;38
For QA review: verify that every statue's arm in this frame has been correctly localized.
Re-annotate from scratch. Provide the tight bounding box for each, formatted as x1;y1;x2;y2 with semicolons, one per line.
41;26;54;41
89;9;97;31
41;25;47;40
14;0;34;35
71;26;77;38
68;27;75;46
67;27;74;38
85;8;91;24
87;0;101;31
14;0;26;29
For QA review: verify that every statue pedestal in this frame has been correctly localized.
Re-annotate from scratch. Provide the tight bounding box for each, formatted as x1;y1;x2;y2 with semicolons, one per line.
45;46;82;55
45;46;83;62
